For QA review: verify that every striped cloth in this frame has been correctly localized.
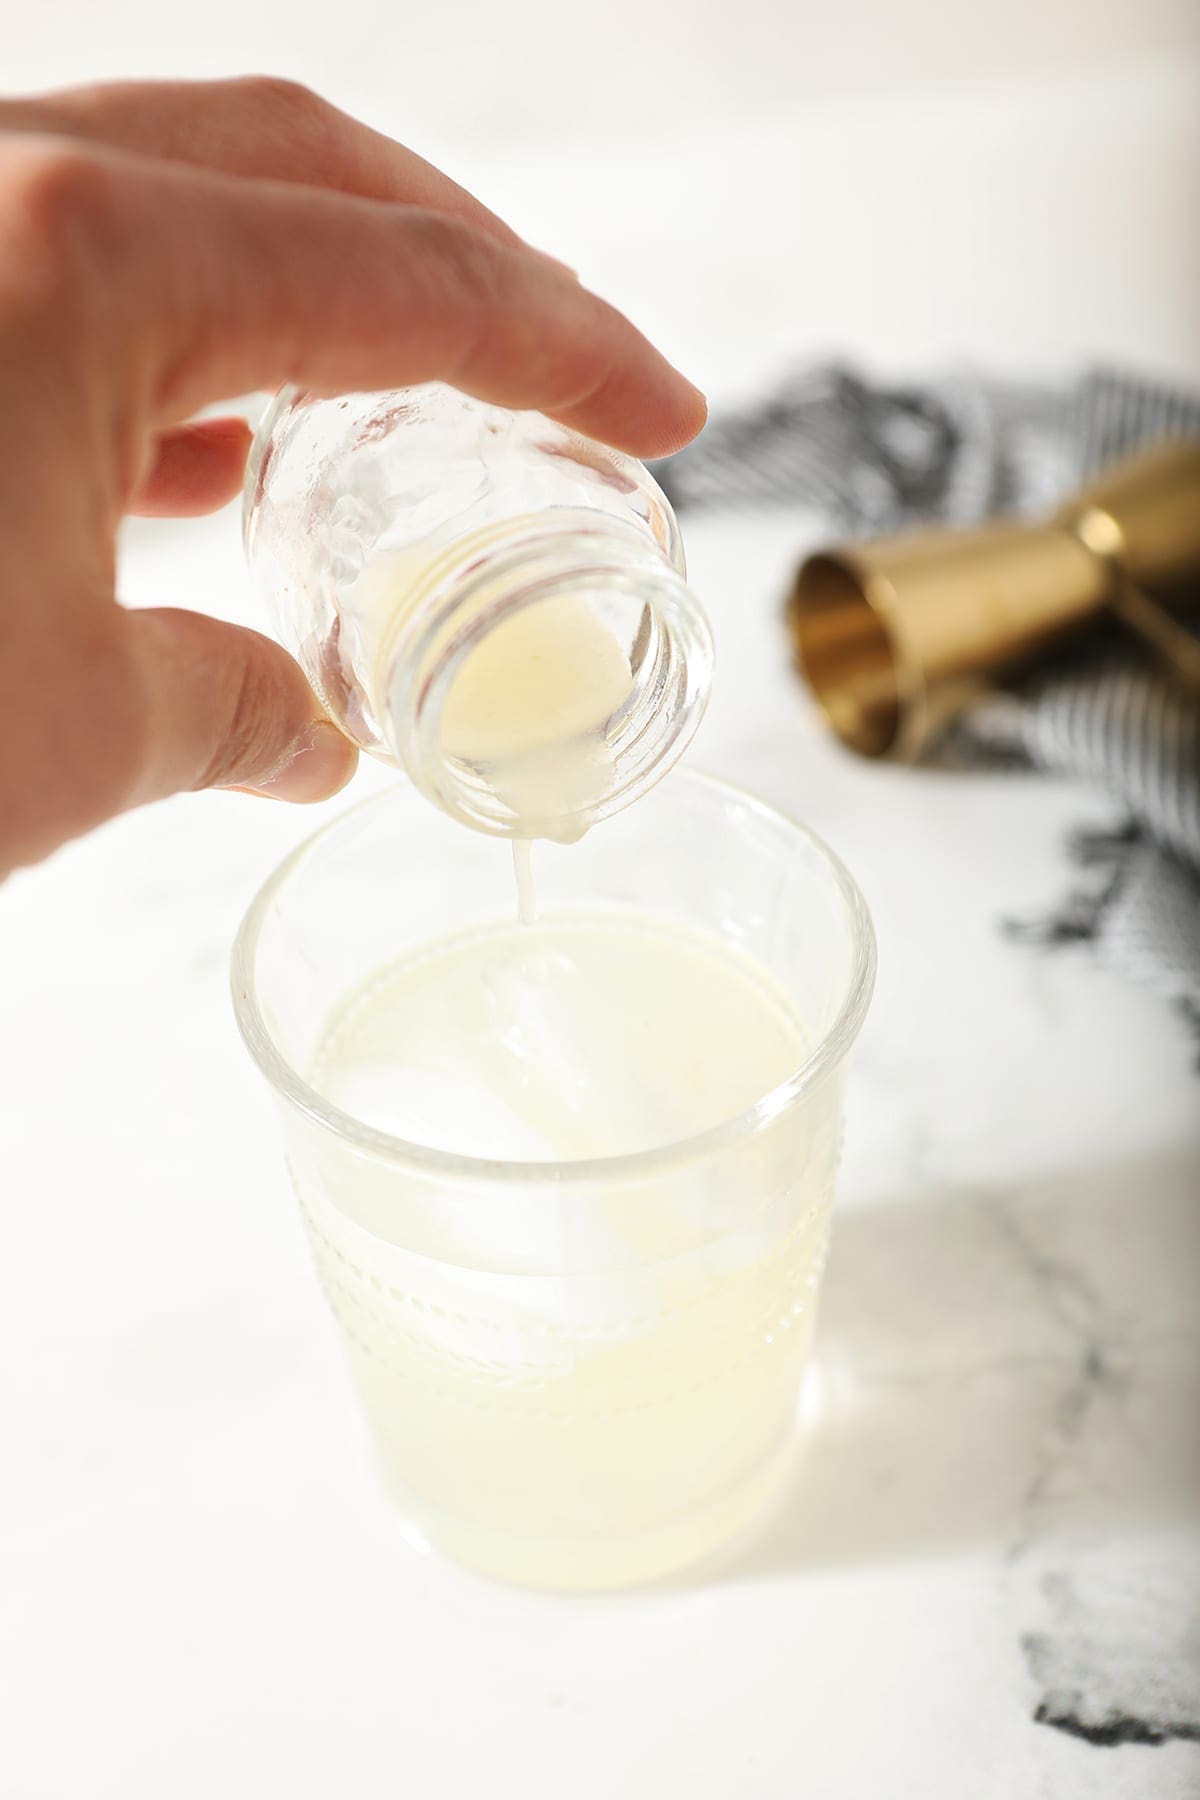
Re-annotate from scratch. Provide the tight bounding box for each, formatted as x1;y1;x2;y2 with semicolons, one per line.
651;367;1200;1048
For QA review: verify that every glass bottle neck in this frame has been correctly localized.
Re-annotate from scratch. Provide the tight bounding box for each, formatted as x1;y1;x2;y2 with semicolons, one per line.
380;511;712;842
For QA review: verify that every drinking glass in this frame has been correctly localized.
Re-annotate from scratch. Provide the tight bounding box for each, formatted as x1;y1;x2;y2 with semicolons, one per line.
232;769;875;1589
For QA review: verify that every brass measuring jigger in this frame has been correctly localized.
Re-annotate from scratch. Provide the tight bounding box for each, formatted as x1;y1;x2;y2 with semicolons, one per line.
787;439;1200;758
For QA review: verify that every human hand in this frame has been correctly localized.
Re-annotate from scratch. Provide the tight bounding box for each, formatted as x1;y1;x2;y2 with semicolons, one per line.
0;77;705;877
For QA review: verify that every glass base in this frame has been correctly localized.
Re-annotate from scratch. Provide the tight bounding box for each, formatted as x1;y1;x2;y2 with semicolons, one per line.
379;1432;799;1593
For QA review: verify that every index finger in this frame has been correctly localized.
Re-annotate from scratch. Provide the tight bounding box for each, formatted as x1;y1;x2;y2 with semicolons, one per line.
40;141;706;459
0;75;534;253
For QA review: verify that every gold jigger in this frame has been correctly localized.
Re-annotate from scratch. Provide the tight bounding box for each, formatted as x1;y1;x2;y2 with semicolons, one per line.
787;439;1200;759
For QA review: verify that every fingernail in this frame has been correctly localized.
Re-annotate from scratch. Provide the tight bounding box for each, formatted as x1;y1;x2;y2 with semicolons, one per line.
239;721;358;803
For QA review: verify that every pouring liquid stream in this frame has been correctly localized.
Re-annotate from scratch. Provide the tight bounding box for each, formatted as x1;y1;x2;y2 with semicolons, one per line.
434;581;636;923
512;840;537;927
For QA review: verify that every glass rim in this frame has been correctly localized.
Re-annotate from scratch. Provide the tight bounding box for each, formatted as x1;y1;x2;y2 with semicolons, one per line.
230;768;877;1186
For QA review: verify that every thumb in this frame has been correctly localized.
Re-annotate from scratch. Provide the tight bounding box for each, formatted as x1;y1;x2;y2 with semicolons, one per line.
124;607;359;804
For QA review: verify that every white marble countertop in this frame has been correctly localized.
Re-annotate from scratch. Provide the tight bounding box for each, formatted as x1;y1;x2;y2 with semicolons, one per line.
2;36;1199;1800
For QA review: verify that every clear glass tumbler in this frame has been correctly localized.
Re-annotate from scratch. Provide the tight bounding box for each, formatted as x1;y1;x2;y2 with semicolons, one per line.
232;770;875;1589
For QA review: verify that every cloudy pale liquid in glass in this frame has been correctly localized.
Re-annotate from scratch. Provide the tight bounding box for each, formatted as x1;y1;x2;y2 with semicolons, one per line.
302;912;836;1589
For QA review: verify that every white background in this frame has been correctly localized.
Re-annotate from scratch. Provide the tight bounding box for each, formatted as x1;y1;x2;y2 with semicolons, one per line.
2;6;1199;1799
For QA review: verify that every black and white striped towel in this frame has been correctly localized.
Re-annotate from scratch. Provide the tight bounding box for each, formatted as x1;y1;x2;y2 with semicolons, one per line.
652;367;1200;1049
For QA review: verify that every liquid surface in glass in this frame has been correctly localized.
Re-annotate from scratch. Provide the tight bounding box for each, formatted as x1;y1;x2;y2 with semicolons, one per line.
311;912;806;1161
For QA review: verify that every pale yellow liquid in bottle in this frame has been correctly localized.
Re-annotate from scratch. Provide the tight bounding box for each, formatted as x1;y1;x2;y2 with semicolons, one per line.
347;533;635;843
440;594;634;837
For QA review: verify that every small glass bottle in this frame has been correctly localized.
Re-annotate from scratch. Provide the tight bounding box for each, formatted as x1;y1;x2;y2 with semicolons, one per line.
243;383;713;842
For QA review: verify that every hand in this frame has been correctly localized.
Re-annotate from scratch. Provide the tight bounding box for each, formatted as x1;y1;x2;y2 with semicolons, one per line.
0;77;705;877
